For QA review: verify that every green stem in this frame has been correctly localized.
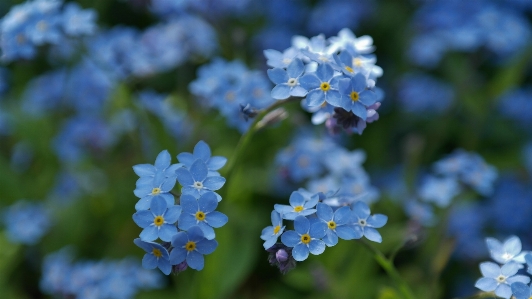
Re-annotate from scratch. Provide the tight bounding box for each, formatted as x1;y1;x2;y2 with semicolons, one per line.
223;97;300;178
360;240;417;299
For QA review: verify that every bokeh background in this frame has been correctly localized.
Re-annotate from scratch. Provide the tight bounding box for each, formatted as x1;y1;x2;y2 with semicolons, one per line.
1;0;532;298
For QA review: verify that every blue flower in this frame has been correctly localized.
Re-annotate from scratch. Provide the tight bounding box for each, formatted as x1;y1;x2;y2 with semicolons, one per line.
263;47;300;69
61;3;97;36
280;215;327;261
133;149;181;185
267;58;308;100
337;74;377;120
176;140;227;176
316;203;356;246
133;196;181;242
511;282;532;299
260;211;285;249
178;192;228;240
169;226;218;271
175;159;226;200
397;73;454;114
350;201;387;243
486;236;529;265
418;175;460;207
474;261;530;299
134;171;176;211
274;190;319;220
3;199;51;245
299;63;342;108
134;238;172;275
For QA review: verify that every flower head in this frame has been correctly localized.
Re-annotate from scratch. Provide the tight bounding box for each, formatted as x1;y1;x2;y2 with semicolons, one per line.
261;210;286;249
169;226;218;271
132;196;181;242
178;192;228;240
350;201;387;243
134;238;172;275
280;215;328;261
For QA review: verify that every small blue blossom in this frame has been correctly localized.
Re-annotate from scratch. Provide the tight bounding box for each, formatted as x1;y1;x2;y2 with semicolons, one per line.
511;282;532;299
132;196;181;242
178;192;228;240
133;172;176;211
474;261;530;299
133;149;181;185
280;215;328;261
267;58;308;100
3;199;51;245
350;201;387;243
260;210;285;249
134;238;172;275
169;226;218;271
274;190;319;220
397;73;454;114
418;175;461;207
176;140;227;176
316;203;356;246
263;47;300;69
486;236;529;265
337;74;377;120
175;159;226;200
299;63;342;108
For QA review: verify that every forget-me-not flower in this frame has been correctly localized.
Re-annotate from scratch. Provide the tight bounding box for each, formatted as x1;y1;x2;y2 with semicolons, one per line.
169;226;218;271
132;196;181;242
486;236;529;265
281;215;328;261
178;192;228;240
134;171;176;211
337;74;377;120
274;190;319;220
267;58;308;100
299;63;342;108
475;261;530;299
134;238;172;275
511;282;532;299
350;201;387;243
316;203;356;246
260;210;285;250
176;140;227;176
175;159;226;200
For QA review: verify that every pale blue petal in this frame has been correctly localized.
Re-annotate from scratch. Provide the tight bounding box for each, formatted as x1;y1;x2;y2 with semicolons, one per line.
161;177;177;191
196;239;218;255
352;73;366;92
140;226;158;242
364;227;382;243
338;78;351;94
177;152;195;166
368;214;388;228
294;216;310;234
193;141;211;162
474;277;497;292
325;90;343;107
308;239;326;255
176;168;194;186
208;156;227;171
171;231;189;247
274;204;294;216
133;164;155;177
316;63;333;81
290;86;308;97
263;236;278;250
155;150;171;170
160;193;175;207
206;211;228;228
323;230;338;247
351;102;367;120
187;226;205;242
133;210;153;228
281;231;301;247
292;243;310;261
150;196;167;215
198;192;218;213
190;159;208;181
504;236;522;256
289;191;305;207
501;262;520;276
299;74;320;90
358;90;377;106
158;260;172;275
480;262;500;278
495;284;512;299
186;251;204;270
271;84;291;100
158;224;178;242
203;176;226;191
335;226;357;240
271;210;282;226
169;247;186;265
261;226;274;240
353;201;370;219
267;68;288;85
178;214;197;231
306;90;325;107
180;195;199;214
198;222;215;240
164;205;181;224
142;254;157;269
507;275;531;284
334;206;352;225
510;282;530;299
286;58;304;78
134;238;152;252
309;222;328;239
316;203;333;221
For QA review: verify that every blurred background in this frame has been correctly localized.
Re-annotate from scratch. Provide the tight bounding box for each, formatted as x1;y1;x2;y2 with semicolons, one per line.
0;0;532;298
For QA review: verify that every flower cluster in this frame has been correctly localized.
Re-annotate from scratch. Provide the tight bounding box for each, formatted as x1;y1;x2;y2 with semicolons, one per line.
40;247;163;299
475;236;531;299
265;28;384;135
261;189;387;273
132;141;228;274
189;58;276;132
1;199;51;245
276;132;379;205
0;0;97;62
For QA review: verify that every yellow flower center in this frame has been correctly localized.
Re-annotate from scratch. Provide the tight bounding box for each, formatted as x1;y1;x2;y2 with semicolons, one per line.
287;78;297;87
195;211;206;221
36;20;48;31
185;241;196;252
151;187;161;195
294;206;304;213
320;82;330;92
354;58;363;67
153;216;164;226
300;234;311;244
350;91;360;102
152;248;162;258
345;66;354;73
225;91;235;102
273;225;281;234
327;221;337;230
16;34;26;44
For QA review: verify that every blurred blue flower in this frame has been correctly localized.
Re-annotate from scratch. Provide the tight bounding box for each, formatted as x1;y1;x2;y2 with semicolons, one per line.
169;226;218;271
133;196;181;242
396;73;454;114
2;200;50;245
486;236;529;265
498;87;532;129
61;2;97;36
177;192;228;240
418;175;460;207
280;215;327;261
134;238;172;275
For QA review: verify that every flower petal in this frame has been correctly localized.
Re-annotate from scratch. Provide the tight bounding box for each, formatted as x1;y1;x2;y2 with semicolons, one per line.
205;211;228;228
294;216;310;234
292;243;310;261
196;239;218;255
203;176;226;191
186;250;205;270
281;231;301;247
